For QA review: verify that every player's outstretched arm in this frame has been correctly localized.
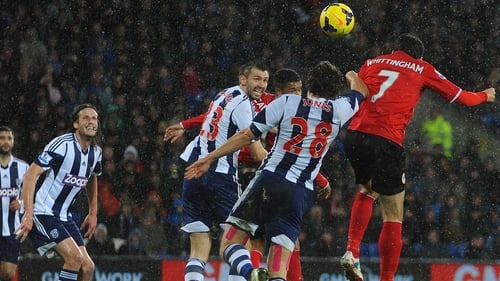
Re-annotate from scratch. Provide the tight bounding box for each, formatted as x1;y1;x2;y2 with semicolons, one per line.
184;128;256;179
164;113;207;143
163;123;185;143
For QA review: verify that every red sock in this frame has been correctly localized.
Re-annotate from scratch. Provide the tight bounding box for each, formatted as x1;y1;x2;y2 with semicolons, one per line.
287;249;303;281
379;221;402;281
347;192;375;258
250;250;263;268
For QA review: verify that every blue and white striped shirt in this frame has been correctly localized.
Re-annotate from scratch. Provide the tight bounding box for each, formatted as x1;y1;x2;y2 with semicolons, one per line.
250;91;364;190
180;85;255;177
0;156;29;236
33;133;102;221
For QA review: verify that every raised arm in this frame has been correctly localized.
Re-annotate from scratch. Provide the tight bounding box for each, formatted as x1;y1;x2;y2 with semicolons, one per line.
184;128;256;179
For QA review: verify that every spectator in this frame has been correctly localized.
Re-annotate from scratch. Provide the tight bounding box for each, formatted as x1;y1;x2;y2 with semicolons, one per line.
164;199;188;256
464;233;494;260
138;212;168;257
108;199;139;240
421;108;453;158
86;223;116;256
420;229;449;258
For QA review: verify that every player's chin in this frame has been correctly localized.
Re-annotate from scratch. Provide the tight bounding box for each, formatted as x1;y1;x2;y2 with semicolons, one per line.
251;91;263;100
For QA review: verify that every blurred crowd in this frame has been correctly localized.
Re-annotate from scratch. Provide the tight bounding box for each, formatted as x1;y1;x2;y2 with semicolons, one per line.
1;0;498;259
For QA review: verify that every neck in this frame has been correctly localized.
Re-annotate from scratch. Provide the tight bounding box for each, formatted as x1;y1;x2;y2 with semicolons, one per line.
0;154;11;167
75;132;91;151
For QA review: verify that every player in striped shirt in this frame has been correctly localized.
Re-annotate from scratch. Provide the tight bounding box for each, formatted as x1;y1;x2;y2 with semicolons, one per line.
165;61;270;281
16;104;102;281
164;68;331;281
184;62;368;281
0;126;29;281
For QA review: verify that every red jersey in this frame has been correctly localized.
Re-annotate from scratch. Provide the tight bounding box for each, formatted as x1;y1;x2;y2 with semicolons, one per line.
349;50;488;146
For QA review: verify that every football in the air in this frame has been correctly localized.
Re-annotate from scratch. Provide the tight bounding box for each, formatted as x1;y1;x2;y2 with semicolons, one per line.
319;3;355;38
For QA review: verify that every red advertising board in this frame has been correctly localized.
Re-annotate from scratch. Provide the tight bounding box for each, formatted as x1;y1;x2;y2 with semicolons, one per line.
431;263;500;281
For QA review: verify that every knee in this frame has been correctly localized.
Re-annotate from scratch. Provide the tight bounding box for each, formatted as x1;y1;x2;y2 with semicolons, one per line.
0;268;17;280
65;252;85;270
80;257;95;276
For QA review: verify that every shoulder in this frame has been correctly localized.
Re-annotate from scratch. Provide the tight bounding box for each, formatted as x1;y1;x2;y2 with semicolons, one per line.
45;133;74;152
13;157;29;168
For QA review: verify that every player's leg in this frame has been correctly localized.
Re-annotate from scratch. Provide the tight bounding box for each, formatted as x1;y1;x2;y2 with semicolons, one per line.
378;192;405;281
77;246;95;281
372;137;406;281
220;225;256;280
54;238;86;281
286;239;302;281
63;220;95;281
0;261;18;281
0;236;20;280
342;131;378;281
267;242;292;280
345;184;377;257
185;232;212;281
248;237;265;268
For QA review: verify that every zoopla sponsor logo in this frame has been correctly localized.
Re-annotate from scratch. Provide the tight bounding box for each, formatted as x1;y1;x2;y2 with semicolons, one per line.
0;187;19;197
63;174;88;188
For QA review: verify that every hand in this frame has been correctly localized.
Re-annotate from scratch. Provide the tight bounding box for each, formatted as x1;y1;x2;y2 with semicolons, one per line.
9;199;22;211
484;87;496;102
317;184;331;199
184;158;212;179
81;213;97;239
15;213;33;242
163;124;185;143
345;70;369;97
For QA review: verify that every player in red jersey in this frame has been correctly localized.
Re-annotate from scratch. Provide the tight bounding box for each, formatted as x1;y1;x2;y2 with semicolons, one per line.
165;68;331;281
340;33;496;281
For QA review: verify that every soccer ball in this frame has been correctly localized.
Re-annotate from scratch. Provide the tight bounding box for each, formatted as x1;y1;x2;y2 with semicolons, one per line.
319;3;355;38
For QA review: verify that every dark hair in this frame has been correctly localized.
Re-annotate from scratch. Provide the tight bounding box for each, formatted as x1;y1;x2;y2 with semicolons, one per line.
397;33;424;59
273;68;301;90
239;60;270;77
306;61;344;99
71;103;99;125
0;126;13;134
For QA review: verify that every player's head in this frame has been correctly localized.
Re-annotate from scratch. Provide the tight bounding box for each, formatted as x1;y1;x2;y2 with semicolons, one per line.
306;61;344;99
273;68;302;97
239;60;270;101
71;103;101;144
0;126;14;156
396;33;424;59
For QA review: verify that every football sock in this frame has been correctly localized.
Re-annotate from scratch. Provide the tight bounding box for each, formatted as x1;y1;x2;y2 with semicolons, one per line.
379;221;403;281
58;269;78;281
347;191;375;258
287;248;303;281
250;249;263;268
228;267;246;281
223;244;254;279
184;258;206;281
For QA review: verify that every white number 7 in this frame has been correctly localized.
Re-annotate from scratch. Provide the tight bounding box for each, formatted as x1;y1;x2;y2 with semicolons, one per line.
371;70;399;102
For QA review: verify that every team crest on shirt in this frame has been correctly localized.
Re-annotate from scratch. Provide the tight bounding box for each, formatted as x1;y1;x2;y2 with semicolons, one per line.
38;152;52;166
50;228;59;239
